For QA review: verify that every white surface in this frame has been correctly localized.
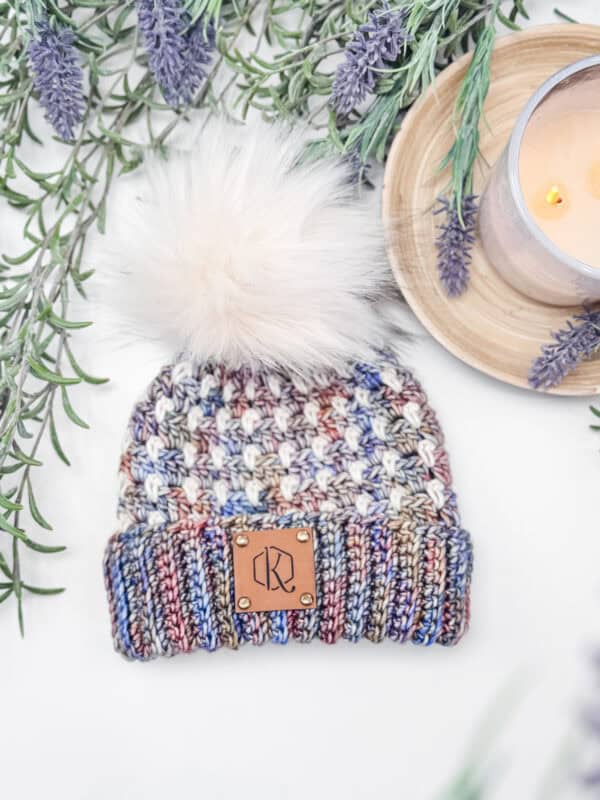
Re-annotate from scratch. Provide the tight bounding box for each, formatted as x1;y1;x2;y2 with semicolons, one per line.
3;4;600;799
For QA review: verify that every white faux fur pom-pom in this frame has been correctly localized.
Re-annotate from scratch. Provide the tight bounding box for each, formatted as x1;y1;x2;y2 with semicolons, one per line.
94;119;402;373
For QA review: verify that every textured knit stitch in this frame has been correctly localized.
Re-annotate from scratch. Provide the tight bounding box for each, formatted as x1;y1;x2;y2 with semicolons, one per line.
104;350;473;660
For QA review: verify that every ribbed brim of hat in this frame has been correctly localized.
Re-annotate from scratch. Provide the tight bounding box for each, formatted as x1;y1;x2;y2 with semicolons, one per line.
104;510;472;661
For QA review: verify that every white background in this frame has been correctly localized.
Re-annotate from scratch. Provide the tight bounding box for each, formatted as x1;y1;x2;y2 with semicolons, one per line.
2;3;600;799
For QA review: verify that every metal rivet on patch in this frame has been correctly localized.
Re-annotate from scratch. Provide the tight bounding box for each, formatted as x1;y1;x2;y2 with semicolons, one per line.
235;533;249;548
238;596;251;610
296;529;310;543
300;592;313;607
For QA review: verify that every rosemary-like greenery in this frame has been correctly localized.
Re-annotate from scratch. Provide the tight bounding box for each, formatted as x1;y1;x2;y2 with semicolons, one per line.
0;0;530;634
439;19;496;218
433;0;530;296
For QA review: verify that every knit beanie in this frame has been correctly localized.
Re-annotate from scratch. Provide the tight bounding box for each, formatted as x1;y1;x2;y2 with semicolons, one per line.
98;121;473;660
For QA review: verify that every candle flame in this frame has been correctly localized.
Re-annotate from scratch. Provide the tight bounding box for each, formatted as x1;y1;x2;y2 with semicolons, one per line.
545;185;563;206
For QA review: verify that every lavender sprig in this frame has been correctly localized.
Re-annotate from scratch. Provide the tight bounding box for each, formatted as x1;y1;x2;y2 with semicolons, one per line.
331;5;410;117
582;718;600;788
577;650;600;790
434;195;478;298
434;18;496;297
343;147;372;186
529;309;600;390
27;16;85;141
136;0;214;107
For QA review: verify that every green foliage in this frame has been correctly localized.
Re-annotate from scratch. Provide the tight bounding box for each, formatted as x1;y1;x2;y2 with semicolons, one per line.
227;0;529;164
0;0;531;634
435;0;529;220
440;20;495;215
0;0;257;633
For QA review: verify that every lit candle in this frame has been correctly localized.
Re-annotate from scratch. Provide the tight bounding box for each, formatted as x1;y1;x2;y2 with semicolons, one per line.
479;56;600;306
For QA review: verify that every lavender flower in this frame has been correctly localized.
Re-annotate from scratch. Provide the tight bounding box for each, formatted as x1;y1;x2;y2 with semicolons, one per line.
331;5;410;117
529;309;600;390
583;767;600;788
344;147;372;186
582;713;600;787
577;650;600;789
434;195;478;298
27;17;85;142
136;0;214;107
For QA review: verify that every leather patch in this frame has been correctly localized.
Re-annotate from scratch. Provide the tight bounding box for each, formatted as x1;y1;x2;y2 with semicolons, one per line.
231;527;317;613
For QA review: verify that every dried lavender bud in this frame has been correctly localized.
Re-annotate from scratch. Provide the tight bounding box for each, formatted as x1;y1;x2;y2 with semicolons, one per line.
434;195;478;298
582;770;600;788
343;147;371;185
331;5;410;117
529;309;600;390
27;16;85;141
136;0;214;107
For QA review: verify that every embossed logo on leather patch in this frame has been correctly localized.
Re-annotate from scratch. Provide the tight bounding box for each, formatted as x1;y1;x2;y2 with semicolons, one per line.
232;528;316;613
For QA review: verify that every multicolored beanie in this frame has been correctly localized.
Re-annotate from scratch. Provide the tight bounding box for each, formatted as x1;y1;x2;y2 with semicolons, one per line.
98;120;473;660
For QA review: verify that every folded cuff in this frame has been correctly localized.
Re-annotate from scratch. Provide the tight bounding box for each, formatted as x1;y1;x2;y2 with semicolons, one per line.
104;510;472;661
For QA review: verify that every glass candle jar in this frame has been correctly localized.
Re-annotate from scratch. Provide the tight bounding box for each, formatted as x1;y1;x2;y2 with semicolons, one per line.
479;55;600;306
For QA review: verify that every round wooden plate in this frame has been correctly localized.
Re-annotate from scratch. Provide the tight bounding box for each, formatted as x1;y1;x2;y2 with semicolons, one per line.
382;24;600;396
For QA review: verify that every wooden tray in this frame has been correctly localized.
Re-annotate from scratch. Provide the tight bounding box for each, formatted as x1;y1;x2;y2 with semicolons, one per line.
382;24;600;396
